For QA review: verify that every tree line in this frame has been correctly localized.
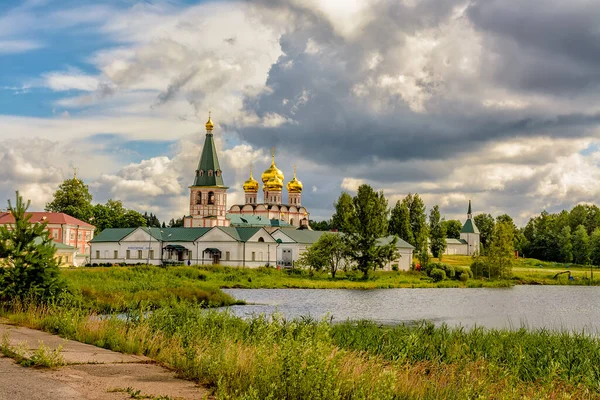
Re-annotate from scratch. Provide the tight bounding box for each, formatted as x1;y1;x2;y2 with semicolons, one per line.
45;177;186;233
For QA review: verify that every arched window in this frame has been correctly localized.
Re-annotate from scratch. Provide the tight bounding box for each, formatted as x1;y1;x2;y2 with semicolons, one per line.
258;237;265;242
290;218;294;225
208;170;213;176
208;191;215;205
199;170;204;176
196;192;202;205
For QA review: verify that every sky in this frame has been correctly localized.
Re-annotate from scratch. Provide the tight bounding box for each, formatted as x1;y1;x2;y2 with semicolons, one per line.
2;0;600;226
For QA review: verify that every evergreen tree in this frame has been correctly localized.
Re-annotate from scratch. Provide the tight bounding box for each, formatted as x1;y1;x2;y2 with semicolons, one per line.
590;228;600;266
45;176;93;222
572;224;590;265
389;200;413;244
558;226;573;263
331;192;354;232
442;220;462;239
343;185;397;278
429;205;446;258
143;212;161;228
0;192;65;303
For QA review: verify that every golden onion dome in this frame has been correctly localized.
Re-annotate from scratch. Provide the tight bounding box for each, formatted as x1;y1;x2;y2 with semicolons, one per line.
243;165;259;193
286;165;303;193
205;112;214;131
265;175;283;191
261;147;284;184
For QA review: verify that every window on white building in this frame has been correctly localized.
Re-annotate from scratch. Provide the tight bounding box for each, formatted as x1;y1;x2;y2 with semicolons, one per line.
114;250;118;259
251;251;256;261
126;250;131;259
137;250;143;259
104;250;108;259
96;250;100;259
149;250;154;259
226;251;230;261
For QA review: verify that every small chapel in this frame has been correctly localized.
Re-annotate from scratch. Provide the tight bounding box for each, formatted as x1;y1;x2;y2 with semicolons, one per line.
184;114;310;229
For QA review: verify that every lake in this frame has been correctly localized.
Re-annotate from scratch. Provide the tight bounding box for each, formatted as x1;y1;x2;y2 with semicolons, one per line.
223;286;600;332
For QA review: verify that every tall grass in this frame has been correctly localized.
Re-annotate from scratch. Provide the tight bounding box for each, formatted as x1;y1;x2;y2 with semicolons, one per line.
2;302;598;399
62;265;241;312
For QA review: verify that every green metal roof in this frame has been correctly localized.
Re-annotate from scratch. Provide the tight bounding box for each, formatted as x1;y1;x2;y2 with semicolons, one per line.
91;227;211;243
227;214;293;228
234;227;263;242
192;132;225;187
89;228;136;243
34;237;77;250
446;238;468;245
376;235;415;249
460;218;479;234
276;230;329;244
158;228;211;242
216;227;263;242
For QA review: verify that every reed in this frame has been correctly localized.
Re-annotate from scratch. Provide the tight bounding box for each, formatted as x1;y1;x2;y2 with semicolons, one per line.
2;303;598;399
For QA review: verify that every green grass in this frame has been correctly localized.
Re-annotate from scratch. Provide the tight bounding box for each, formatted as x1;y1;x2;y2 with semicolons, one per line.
2;303;598;399
62;265;242;312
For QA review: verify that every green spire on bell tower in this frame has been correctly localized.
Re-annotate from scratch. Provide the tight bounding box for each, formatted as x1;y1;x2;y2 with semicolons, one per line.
192;112;227;187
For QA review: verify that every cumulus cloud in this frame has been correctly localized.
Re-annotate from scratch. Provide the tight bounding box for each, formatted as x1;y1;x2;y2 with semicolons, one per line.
4;0;600;225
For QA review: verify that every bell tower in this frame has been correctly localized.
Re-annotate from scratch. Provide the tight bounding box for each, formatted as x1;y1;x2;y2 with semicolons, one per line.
184;112;230;227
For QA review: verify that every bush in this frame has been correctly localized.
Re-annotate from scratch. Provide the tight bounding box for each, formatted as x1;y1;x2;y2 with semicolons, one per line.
455;266;473;281
391;264;399;271
429;268;446;282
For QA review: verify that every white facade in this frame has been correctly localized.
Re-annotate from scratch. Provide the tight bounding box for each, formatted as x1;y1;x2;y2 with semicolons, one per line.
90;226;278;268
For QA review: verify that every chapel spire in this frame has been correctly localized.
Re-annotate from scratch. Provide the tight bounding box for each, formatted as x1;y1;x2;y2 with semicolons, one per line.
193;112;225;187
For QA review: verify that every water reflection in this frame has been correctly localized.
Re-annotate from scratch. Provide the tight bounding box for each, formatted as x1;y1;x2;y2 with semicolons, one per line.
222;286;600;332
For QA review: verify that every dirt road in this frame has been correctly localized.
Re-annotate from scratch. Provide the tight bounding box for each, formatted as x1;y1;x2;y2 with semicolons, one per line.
0;323;209;400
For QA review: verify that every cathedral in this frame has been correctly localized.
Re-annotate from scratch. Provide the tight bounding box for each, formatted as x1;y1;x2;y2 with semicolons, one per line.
184;114;310;229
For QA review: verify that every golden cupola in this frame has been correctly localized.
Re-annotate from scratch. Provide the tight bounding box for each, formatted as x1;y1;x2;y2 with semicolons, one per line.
205;112;214;131
243;165;259;193
261;147;284;184
286;165;303;193
265;175;283;191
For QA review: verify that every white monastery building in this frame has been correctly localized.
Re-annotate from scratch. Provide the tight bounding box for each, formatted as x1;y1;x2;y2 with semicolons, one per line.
444;201;481;256
88;114;414;270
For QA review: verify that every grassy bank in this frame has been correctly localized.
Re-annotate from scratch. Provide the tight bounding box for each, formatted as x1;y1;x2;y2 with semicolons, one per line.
64;264;512;294
62;265;242;312
2;303;598;399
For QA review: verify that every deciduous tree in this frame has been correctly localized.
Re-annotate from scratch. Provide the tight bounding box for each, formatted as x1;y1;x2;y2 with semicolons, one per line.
442;220;462;239
590;228;600;266
301;233;347;278
572;224;590;265
429;205;446;258
331;192;354;232
45;177;93;222
474;213;495;252
343;185;397;278
557;226;573;263
389;201;413;244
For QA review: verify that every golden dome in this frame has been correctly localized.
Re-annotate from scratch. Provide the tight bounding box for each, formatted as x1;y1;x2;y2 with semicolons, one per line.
243;165;259;193
286;165;303;193
261;147;284;184
205;112;214;131
265;175;283;191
